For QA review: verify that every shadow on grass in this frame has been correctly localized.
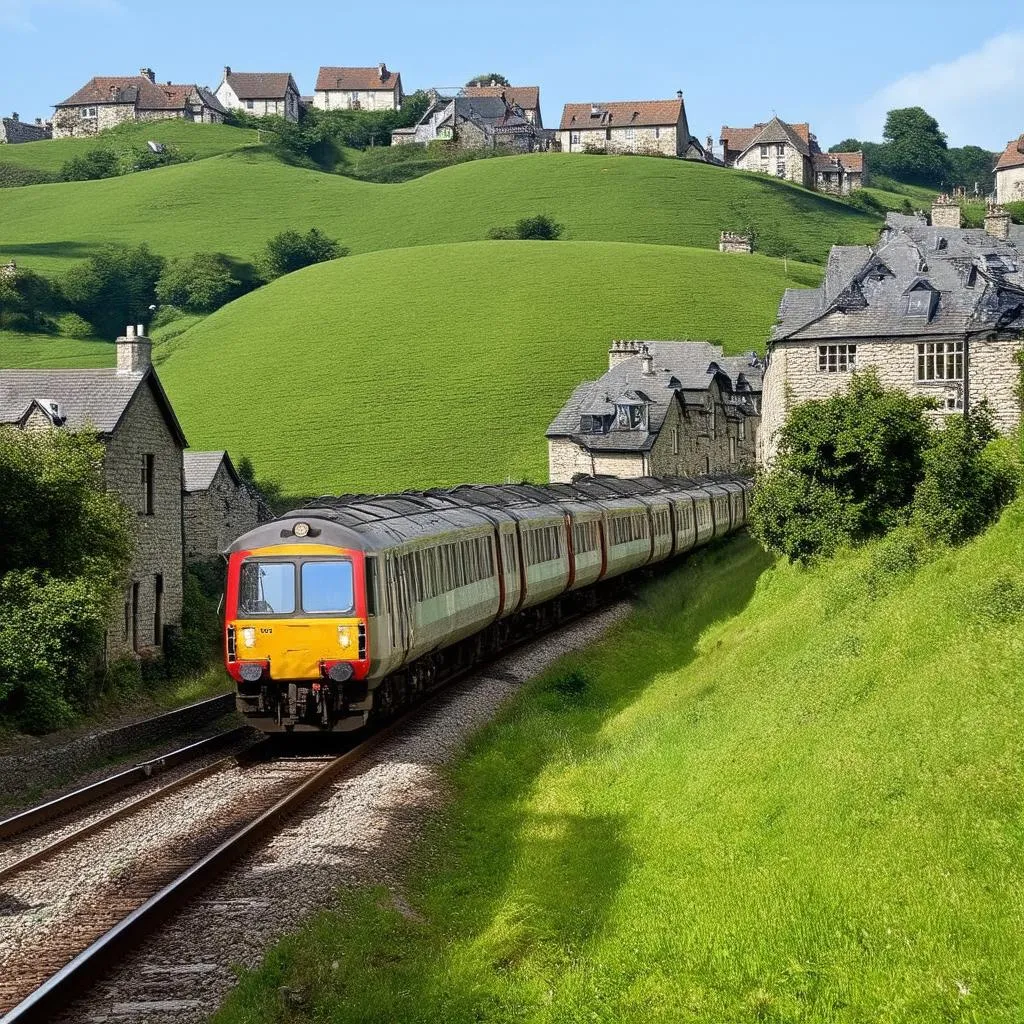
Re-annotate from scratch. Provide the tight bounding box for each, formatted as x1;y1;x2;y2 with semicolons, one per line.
213;534;772;1024
0;241;103;260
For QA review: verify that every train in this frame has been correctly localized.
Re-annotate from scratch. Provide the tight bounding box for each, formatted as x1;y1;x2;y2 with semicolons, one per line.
224;474;754;733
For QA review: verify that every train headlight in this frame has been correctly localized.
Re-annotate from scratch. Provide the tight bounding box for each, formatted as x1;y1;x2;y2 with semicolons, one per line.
337;626;354;649
294;522;310;538
242;627;257;648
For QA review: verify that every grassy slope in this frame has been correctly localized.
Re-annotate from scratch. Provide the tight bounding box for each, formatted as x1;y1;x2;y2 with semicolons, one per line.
153;240;819;496
0;121;261;173
216;503;1024;1024
0;150;881;275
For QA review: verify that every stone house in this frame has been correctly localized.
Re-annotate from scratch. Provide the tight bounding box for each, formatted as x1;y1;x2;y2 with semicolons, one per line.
313;63;402;111
392;94;539;151
720;117;864;192
995;134;1024;204
0;113;51;144
52;68;226;139
183;450;269;564
557;95;707;159
463;84;542;128
214;69;301;122
546;341;762;482
759;202;1024;465
0;327;187;662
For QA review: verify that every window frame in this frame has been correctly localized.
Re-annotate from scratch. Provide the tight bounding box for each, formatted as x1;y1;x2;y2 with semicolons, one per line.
81;106;98;120
817;344;857;373
916;341;964;383
141;453;155;516
300;559;356;615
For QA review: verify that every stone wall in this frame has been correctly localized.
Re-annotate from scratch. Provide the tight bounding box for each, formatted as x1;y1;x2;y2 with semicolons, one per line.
996;166;1024;205
52;102;135;138
314;88;399;112
558;125;680;157
719;232;752;254
0;117;51;144
734;143;810;187
183;462;263;563
102;379;184;660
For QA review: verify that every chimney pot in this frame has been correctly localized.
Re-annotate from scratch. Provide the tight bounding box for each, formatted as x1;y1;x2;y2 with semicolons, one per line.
139;67;155;83
676;90;683;99
117;325;152;375
11;112;18;121
224;66;231;78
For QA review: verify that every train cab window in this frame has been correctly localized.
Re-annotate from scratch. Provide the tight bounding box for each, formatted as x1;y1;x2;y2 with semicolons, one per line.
364;557;378;615
301;561;354;614
240;561;295;615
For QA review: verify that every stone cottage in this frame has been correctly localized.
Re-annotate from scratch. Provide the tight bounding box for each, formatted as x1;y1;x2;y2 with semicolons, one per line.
392;94;539;151
0;113;51;144
759;202;1024;465
546;341;762;482
52;68;226;138
463;84;542;127
183;450;269;564
313;63;402;111
214;69;301;122
557;95;708;159
0;327;187;662
995;133;1024;204
720;117;864;192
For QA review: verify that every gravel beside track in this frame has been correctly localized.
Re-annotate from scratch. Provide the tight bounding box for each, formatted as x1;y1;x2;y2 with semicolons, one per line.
49;603;630;1024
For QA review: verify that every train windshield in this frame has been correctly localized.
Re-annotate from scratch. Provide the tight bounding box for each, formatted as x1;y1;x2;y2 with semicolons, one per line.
239;561;295;614
301;560;355;614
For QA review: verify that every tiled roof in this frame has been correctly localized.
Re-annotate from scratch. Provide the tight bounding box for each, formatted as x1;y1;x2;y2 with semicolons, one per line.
56;75;226;114
0;368;187;445
745;117;810;157
464;85;540;111
546;341;762;453
315;66;401;92
720;125;760;156
813;150;864;173
995;135;1024;171
225;72;297;100
184;450;236;492
771;213;1024;343
559;99;683;131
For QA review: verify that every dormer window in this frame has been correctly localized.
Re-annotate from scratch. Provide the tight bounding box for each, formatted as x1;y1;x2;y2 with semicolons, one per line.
905;291;937;319
616;403;646;430
580;415;609;435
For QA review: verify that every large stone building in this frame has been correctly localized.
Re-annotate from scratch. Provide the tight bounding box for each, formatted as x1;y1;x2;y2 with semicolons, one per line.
391;94;539;151
0;112;51;144
720;117;864;193
214;69;301;122
557;95;708;159
52;68;226;138
995;133;1024;204
463;84;542;127
183;450;268;563
759;203;1024;465
546;341;762;482
313;63;402;111
0;328;187;662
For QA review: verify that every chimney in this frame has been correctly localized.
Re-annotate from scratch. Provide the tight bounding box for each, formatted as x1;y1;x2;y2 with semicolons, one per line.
676;90;683;99
139;67;156;83
34;117;41;125
930;194;962;230
984;203;1011;241
223;66;231;79
116;324;153;375
608;339;643;370
640;345;655;376
10;112;18;122
378;61;388;81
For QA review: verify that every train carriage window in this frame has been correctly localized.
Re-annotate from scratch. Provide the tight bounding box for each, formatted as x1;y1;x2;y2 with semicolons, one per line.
301;561;355;614
240;561;295;615
365;557;378;615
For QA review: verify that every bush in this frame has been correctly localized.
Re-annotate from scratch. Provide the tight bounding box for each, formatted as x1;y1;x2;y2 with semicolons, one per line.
55;312;94;338
0;162;59;188
60;148;120;181
255;228;347;281
0;266;61;331
115;142;186;176
164;570;221;678
487;213;564;241
156;252;242;313
60;243;164;339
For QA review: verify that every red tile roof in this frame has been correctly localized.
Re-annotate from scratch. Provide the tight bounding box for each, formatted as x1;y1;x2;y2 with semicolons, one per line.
56;75;225;114
813;150;864;173
464;85;540;111
560;99;683;131
224;71;297;100
995;135;1024;171
315;65;401;93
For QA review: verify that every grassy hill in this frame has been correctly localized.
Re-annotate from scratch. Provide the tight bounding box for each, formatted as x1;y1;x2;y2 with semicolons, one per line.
152;240;818;496
0;150;881;276
216;501;1024;1023
0;121;261;174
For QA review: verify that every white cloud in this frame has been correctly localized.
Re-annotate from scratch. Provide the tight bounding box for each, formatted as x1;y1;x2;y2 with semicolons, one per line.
856;31;1024;148
0;0;120;31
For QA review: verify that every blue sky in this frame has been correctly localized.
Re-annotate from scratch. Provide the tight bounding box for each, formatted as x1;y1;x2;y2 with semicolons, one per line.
1;0;1022;152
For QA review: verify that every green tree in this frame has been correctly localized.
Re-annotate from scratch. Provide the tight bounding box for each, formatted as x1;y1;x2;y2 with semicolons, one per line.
881;107;950;185
156;252;241;313
488;213;564;240
466;73;510;87
60;148;119;182
60;243;164;339
255;228;347;281
0;266;59;331
946;145;996;195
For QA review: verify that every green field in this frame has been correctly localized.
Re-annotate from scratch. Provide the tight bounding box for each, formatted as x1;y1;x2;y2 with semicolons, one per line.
0;150;881;276
0;330;115;368
150;240;818;496
216;500;1024;1023
0;120;261;174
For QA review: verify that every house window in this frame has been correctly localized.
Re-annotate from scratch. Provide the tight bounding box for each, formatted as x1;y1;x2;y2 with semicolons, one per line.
776;143;785;156
245;99;254;110
154;573;163;647
141;454;155;515
625;127;635;140
776;161;786;177
571;131;580;145
945;387;965;411
760;145;769;158
605;127;612;140
917;341;964;382
730;436;738;463
654;127;660;139
81;106;98;120
739;419;746;441
817;344;857;373
672;425;679;455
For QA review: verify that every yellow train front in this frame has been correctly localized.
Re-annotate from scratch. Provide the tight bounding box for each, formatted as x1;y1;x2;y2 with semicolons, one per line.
225;518;372;732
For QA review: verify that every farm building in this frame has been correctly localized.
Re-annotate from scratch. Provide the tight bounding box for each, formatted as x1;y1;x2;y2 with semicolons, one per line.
557;95;707;159
392;94;539;151
759;203;1024;464
214;69;301;122
463;84;542;127
546;341;762;482
313;63;402;111
0;112;51;143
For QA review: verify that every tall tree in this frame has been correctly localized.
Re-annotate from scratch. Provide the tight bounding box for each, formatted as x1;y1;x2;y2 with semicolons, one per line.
466;73;510;87
882;107;950;185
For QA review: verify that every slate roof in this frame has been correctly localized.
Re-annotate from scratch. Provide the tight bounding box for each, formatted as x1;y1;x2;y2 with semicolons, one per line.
464;85;540;112
813;150;863;173
0;368;187;445
56;76;226;115
546;342;762;453
743;116;811;157
224;71;297;100
315;66;401;93
184;450;238;492
995;135;1024;171
560;99;684;131
437;96;533;134
771;213;1024;343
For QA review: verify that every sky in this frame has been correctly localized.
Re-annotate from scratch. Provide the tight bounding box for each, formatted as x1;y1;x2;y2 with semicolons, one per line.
0;0;1022;152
